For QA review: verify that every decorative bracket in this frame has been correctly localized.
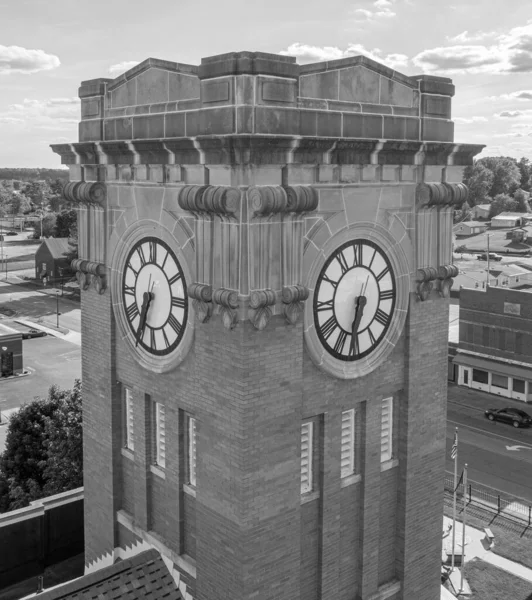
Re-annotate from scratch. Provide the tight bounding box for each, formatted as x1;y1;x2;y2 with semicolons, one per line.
188;283;213;323
72;259;107;294
282;285;309;325
213;288;239;330
415;267;438;301
249;289;276;330
415;182;468;209
437;264;459;298
63;181;107;206
178;185;240;215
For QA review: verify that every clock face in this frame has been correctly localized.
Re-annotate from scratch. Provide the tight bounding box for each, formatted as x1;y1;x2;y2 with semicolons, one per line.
313;239;396;361
122;237;188;356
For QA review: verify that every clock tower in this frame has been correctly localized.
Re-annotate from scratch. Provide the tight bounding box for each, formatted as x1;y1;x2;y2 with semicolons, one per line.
52;51;483;600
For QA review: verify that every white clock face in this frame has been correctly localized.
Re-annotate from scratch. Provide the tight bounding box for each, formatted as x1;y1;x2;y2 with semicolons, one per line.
122;237;187;356
313;239;396;361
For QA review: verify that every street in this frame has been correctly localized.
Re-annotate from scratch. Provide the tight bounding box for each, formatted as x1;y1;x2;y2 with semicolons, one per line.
447;384;532;503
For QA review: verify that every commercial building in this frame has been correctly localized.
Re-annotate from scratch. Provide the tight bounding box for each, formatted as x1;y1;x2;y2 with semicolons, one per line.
453;221;488;237
0;323;23;378
50;50;482;600
454;287;532;401
491;212;525;228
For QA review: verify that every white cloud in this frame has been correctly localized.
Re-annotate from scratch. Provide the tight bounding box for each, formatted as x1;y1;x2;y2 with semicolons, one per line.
353;0;395;20
493;132;524;138
414;22;532;74
108;61;140;77
454;116;488;123
0;97;80;130
280;42;408;70
0;45;60;75
488;90;532;101
446;30;496;43
495;110;524;118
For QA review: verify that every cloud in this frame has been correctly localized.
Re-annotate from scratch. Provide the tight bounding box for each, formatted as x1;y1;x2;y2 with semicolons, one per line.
353;0;395;19
495;110;523;118
454;116;488;123
0;97;80;130
0;45;60;75
446;30;496;43
414;22;532;74
488;90;532;101
280;42;408;70
493;132;524;138
108;61;140;77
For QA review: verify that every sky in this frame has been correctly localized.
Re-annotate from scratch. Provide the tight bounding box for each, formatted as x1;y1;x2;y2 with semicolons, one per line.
1;0;532;168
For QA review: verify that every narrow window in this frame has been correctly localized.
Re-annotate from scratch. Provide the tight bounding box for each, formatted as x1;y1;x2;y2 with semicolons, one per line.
381;398;393;463
301;422;313;494
341;409;355;478
188;416;197;487
154;402;166;468
124;388;134;451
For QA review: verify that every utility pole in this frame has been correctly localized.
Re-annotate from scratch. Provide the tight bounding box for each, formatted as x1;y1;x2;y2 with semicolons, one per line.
486;234;490;288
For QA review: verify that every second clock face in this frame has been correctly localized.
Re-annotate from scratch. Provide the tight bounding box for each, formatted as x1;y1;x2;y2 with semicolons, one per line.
122;237;188;356
313;239;396;361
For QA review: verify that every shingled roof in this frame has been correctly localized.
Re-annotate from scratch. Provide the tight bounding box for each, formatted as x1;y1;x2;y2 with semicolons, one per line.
38;237;72;259
33;549;182;600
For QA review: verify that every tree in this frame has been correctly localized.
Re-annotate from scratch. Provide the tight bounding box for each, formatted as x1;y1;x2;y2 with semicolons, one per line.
47;178;65;212
513;188;530;213
517;157;531;192
462;163;494;205
0;381;82;512
55;209;77;238
477;157;521;197
32;212;57;239
489;193;518;218
10;193;32;215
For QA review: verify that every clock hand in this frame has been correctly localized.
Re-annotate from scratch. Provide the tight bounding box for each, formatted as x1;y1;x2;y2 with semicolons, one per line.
349;292;368;356
135;290;153;347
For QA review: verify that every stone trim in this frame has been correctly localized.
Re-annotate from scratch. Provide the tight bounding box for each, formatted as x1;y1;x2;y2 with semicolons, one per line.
248;289;276;330
415;267;437;301
415;182;468;208
72;259;108;294
212;288;239;330
63;181;107;206
178;185;240;215
188;283;213;323
438;264;458;298
282;285;309;325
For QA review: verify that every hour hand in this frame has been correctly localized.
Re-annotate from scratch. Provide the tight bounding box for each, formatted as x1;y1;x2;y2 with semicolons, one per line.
135;291;153;346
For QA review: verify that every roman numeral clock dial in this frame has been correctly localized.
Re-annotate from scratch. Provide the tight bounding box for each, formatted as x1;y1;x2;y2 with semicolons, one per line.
313;239;396;362
121;237;188;357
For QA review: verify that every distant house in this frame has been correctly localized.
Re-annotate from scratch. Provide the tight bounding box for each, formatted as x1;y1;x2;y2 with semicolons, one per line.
453;221;488;237
35;238;72;282
454;263;532;292
471;204;491;220
491;212;525;228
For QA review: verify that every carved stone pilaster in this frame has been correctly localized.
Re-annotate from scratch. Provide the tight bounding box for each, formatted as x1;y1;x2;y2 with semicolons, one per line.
282;285;309;325
188;283;213;323
213;288;239;330
437;264;459;298
72;259;107;294
63;181;107;206
248;185;318;216
178;185;240;215
249;289;276;330
415;182;468;208
416;267;438;301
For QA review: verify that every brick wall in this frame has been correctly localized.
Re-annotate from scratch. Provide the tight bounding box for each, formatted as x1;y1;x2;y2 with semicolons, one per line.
301;499;320;600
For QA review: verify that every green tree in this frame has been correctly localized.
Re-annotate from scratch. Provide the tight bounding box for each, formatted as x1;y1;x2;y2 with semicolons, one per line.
489;193;518;218
478;157;521;197
462;163;494;205
32;212;57;239
517;157;531;192
55;209;77;238
10;193;32;215
513;188;530;213
47;178;65;212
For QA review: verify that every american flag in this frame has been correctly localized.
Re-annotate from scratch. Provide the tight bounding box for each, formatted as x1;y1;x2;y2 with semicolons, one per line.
451;431;458;460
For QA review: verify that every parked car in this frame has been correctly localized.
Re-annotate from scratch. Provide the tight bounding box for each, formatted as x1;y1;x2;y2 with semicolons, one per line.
484;407;532;428
477;252;503;261
22;329;46;339
5;230;17;236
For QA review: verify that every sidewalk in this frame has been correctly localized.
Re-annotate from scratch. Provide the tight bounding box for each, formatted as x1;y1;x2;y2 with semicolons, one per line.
14;317;81;346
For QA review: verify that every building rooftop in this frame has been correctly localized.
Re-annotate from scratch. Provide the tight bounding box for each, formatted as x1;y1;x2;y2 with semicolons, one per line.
39;238;71;259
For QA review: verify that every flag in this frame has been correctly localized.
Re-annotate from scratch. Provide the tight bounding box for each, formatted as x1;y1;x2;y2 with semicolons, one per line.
454;469;464;493
451;431;458;459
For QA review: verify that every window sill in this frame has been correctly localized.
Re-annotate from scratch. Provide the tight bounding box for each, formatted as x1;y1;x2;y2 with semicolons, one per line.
150;465;165;480
380;458;399;473
301;490;320;505
121;447;134;461
341;473;361;488
183;483;196;498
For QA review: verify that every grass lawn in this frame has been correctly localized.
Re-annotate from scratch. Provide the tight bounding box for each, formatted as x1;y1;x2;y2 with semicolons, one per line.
444;497;532;569
459;558;532;600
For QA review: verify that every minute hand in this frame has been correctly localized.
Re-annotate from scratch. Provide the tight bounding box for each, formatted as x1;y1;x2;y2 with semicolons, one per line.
136;291;153;346
349;296;367;355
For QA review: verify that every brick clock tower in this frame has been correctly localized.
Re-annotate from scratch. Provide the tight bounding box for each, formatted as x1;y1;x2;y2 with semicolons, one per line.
52;51;483;600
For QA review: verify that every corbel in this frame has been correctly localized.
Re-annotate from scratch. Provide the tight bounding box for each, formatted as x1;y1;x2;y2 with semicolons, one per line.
282;285;309;325
213;288;239;330
437;264;459;298
72;259;107;294
188;283;213;323
63;181;107;207
248;289;276;331
415;182;469;209
416;267;438;301
178;185;240;216
248;185;318;217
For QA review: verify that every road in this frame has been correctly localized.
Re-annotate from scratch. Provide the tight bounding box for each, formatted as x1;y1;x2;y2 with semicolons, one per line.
446;384;532;504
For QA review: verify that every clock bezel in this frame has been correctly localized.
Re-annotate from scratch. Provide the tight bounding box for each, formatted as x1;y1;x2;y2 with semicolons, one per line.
304;224;410;380
111;223;194;373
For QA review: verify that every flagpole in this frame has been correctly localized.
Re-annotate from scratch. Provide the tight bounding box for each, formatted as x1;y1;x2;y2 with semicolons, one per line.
451;427;458;571
460;464;468;592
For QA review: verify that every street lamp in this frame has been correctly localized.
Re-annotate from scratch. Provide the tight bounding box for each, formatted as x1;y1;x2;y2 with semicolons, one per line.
56;290;60;328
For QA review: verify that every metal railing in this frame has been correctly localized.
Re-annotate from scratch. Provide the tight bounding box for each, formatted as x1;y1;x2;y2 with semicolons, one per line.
444;474;532;526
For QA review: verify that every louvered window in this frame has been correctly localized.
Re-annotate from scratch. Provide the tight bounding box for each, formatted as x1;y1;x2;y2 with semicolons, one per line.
381;397;393;463
188;417;197;486
341;409;355;478
301;422;313;494
124;388;134;451
154;402;166;468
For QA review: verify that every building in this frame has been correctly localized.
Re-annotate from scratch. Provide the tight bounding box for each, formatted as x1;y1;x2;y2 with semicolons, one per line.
453;221;488;237
471;203;490;220
491;212;525;228
0;323;23;378
454;264;532;292
51;51;483;600
35;238;72;282
454;287;532;401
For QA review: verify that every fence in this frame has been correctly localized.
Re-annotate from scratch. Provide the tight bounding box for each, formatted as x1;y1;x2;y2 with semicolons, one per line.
444;474;532;527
